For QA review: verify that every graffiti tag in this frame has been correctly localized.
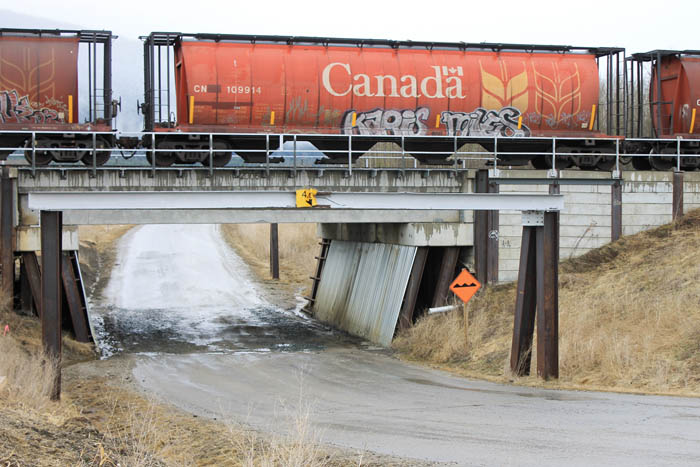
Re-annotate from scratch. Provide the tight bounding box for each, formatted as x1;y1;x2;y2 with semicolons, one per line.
441;107;530;137
0;90;61;124
342;107;429;136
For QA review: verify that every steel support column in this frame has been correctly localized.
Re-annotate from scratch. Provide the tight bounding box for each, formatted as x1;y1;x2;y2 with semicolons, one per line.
40;211;62;400
20;252;42;317
536;212;559;379
487;179;500;284
61;252;90;343
431;247;460;308
673;171;684;220
611;178;622;241
474;170;489;284
398;247;429;331
1;168;14;298
269;223;279;279
510;227;537;375
510;211;559;379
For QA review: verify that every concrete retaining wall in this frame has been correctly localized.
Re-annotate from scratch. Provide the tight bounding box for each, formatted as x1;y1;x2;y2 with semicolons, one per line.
497;170;700;282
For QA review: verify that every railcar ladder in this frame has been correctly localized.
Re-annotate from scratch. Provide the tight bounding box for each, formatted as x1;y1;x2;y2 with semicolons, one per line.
303;238;331;314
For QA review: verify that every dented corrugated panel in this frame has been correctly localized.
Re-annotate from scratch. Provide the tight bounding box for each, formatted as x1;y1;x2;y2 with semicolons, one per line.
313;240;417;346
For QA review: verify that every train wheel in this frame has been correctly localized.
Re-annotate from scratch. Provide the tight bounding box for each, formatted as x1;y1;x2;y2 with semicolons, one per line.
596;156;616;171
530;157;552;169
202;141;232;167
145;142;176;167
649;149;675;171
80;138;111;166
631;156;652;170
23;139;53;166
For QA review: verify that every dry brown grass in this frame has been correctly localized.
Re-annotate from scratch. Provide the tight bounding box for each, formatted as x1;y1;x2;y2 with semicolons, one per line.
221;223;318;293
395;209;700;396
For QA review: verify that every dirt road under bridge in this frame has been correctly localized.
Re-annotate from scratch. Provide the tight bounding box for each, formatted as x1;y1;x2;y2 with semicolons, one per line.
92;224;700;465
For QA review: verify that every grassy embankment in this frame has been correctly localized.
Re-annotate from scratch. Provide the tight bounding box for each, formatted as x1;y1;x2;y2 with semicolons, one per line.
0;225;373;466
221;223;318;298
231;211;700;396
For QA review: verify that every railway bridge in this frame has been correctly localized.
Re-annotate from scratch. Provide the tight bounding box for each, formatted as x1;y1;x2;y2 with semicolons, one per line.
1;162;696;399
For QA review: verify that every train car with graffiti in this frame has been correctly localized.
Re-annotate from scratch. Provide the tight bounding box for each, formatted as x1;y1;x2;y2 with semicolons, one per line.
0;28;116;165
141;33;627;168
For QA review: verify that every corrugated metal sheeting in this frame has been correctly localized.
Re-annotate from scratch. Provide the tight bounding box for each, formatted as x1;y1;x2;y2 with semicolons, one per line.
313;240;417;346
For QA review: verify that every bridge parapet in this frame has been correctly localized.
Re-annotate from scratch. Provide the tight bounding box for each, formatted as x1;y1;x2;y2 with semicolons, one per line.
16;167;471;194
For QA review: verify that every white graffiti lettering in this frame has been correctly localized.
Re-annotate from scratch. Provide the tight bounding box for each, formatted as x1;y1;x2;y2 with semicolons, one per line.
440;107;530;137
0;90;61;124
341;107;430;135
322;62;466;99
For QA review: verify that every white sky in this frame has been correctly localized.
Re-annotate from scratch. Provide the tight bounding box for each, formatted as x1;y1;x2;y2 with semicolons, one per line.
3;0;698;52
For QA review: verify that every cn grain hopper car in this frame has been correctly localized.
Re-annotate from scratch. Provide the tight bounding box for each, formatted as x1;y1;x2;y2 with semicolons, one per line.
141;33;625;168
626;50;700;170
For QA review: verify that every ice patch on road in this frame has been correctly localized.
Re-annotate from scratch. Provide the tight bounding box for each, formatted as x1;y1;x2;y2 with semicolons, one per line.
105;224;264;311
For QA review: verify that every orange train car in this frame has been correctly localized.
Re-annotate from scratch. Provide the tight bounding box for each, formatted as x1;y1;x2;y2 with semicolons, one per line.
0;29;116;165
626;50;700;170
142;33;625;167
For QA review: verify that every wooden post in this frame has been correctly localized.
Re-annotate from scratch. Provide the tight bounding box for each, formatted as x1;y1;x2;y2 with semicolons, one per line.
41;211;62;400
1;168;14;299
536;212;559;380
398;247;429;331
269;223;279;279
611;178;622;241
673;171;684;220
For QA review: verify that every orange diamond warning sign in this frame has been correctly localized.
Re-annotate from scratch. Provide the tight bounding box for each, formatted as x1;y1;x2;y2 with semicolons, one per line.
449;269;481;304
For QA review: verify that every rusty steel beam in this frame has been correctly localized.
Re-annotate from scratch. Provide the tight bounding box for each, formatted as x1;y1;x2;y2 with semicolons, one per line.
536;212;559;380
474;170;489;284
1;168;14;298
611;179;622;241
21;252;41;317
61;252;90;343
487;179;499;284
398;247;429;331
270;223;279;279
510;226;537;376
673;171;684;220
431;247;460;308
19;258;33;315
41;211;62;400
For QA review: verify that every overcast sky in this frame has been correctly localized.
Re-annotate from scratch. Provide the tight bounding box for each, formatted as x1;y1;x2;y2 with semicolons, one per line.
3;0;698;52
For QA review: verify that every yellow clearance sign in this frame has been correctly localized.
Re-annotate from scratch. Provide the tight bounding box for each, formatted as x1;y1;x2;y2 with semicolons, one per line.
449;269;481;304
295;188;318;207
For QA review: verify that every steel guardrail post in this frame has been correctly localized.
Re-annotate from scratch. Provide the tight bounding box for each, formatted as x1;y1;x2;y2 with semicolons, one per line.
265;134;270;178
150;133;156;178
209;133;214;178
348;134;352;177
91;132;97;178
31;132;36;177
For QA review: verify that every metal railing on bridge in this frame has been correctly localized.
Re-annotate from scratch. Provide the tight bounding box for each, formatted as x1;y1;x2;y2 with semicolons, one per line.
1;130;698;178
